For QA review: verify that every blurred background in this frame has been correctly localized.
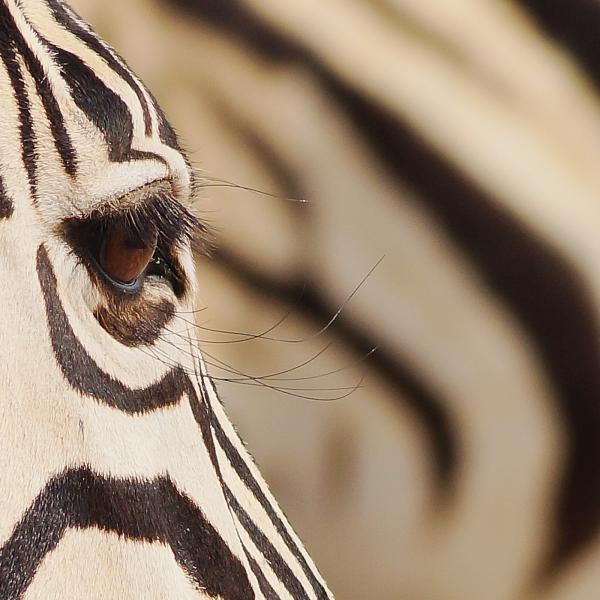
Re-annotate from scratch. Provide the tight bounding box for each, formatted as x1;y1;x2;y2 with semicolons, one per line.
70;1;600;598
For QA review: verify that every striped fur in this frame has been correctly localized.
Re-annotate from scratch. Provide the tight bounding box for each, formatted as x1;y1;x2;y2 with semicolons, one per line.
0;0;331;597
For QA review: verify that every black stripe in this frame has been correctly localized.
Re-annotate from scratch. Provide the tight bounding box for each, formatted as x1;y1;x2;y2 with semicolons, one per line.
212;406;330;599
17;251;255;593
0;15;37;198
165;0;600;573
45;0;153;137
37;244;192;413
0;177;14;219
200;377;330;598
225;486;310;600
47;43;137;163
0;2;77;177
38;239;225;486
247;554;280;600
36;188;319;596
37;243;225;504
156;100;183;151
0;467;254;600
94;299;175;347
320;79;600;576
36;244;247;573
517;0;600;94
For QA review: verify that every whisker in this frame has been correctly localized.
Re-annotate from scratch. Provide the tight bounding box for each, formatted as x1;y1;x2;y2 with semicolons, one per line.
137;322;365;402
260;348;378;382
150;331;362;400
132;250;383;402
144;327;314;383
218;381;365;393
168;306;297;344
198;343;333;381
195;173;309;204
218;374;366;403
166;257;384;345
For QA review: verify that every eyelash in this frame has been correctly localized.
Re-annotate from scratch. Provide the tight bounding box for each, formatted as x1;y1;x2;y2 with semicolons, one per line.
62;194;200;298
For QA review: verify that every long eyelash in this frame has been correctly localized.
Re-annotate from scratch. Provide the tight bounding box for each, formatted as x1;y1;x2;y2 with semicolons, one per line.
116;192;210;253
64;191;211;256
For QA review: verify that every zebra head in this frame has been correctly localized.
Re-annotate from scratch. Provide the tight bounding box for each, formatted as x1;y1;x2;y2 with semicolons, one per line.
0;1;332;598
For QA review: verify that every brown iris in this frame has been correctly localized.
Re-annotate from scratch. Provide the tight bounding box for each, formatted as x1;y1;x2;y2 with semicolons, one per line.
99;222;157;285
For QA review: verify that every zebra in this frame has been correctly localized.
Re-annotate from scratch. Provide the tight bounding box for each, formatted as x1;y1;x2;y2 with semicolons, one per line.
0;0;333;597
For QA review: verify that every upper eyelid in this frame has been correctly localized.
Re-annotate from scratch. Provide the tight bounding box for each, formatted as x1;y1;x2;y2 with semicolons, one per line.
74;179;175;223
61;183;199;245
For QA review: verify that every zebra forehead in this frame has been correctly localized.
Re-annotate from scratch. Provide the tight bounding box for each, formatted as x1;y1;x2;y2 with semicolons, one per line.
0;0;191;216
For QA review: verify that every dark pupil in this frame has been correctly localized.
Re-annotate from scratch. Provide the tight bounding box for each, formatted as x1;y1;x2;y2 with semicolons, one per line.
99;222;157;284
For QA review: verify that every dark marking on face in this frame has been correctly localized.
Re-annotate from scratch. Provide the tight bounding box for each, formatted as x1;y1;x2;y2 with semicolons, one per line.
94;299;175;347
37;244;186;413
47;43;134;162
199;380;320;600
156;102;182;150
0;11;38;199
37;225;319;597
0;3;324;596
224;486;309;600
34;245;263;589
0;2;77;179
37;243;223;485
0;178;14;219
212;406;330;600
36;243;226;478
45;43;162;165
0;468;255;600
46;0;154;137
246;554;279;600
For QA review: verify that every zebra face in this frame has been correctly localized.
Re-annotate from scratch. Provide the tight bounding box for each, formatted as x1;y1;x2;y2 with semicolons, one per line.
0;1;333;597
0;0;200;393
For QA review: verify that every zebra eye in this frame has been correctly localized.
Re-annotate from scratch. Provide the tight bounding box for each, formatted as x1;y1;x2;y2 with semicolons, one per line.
63;195;194;298
99;221;157;285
